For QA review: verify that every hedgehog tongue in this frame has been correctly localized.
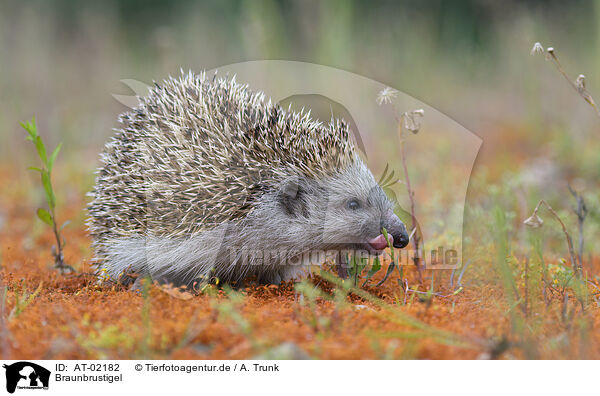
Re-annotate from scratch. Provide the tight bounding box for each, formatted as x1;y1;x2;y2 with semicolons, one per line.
368;234;392;251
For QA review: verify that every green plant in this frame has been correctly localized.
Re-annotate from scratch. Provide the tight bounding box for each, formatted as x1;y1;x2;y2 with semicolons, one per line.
77;323;135;359
361;255;382;287
9;282;43;319
140;276;153;357
294;280;333;333
318;270;474;349
211;286;261;351
21;117;71;272
376;228;396;286
343;226;407;288
528;233;548;310
492;207;526;335
346;253;368;288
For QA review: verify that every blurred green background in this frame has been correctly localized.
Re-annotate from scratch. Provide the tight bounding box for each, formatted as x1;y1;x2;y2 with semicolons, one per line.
2;0;599;163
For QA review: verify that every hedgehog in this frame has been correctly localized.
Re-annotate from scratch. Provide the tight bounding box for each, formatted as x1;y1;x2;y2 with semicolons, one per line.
87;71;409;287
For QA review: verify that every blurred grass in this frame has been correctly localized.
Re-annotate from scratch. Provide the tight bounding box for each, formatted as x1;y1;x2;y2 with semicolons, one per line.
2;0;599;164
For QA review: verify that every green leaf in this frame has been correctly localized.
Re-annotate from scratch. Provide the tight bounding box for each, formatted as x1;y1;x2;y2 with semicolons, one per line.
380;260;396;283
368;256;382;277
28;166;42;173
33;136;48;166
20;117;38;140
362;256;382;287
48;143;62;172
40;170;56;210
382;227;389;243
36;208;53;226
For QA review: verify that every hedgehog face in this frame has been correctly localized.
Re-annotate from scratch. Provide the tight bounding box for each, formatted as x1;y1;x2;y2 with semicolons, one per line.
319;161;410;253
273;161;409;254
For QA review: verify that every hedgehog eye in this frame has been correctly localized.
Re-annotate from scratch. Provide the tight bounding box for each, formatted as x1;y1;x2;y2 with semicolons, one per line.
347;199;360;210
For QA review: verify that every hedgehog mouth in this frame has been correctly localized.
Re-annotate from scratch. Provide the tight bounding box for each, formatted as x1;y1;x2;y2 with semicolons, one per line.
366;234;392;252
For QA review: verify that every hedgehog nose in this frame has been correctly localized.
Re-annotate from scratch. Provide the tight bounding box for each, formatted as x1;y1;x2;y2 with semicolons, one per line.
382;210;409;249
393;231;409;248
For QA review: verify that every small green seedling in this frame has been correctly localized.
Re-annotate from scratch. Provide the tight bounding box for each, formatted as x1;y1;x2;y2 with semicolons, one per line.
346;227;392;288
347;253;368;287
10;282;43;319
361;255;382;287
376;227;396;286
21;117;72;272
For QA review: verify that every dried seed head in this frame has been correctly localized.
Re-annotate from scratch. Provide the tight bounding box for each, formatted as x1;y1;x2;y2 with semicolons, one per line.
401;109;425;134
576;74;586;92
574;74;598;107
376;87;399;105
530;42;544;56
544;47;557;62
524;212;544;228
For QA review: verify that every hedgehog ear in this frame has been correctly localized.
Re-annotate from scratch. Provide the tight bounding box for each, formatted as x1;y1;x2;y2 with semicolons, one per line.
278;177;306;217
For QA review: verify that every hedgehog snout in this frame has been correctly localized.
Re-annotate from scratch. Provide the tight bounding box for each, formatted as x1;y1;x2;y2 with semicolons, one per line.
381;210;409;248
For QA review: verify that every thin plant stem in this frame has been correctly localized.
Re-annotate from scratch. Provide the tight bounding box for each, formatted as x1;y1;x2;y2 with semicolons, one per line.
531;200;580;276
376;230;397;287
568;185;587;273
544;47;600;119
398;117;425;281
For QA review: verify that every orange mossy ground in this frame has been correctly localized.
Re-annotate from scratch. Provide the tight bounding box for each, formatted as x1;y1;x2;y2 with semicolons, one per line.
1;165;599;360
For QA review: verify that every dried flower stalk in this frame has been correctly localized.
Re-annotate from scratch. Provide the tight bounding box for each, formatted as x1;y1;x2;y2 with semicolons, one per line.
531;42;600;119
524;200;580;276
